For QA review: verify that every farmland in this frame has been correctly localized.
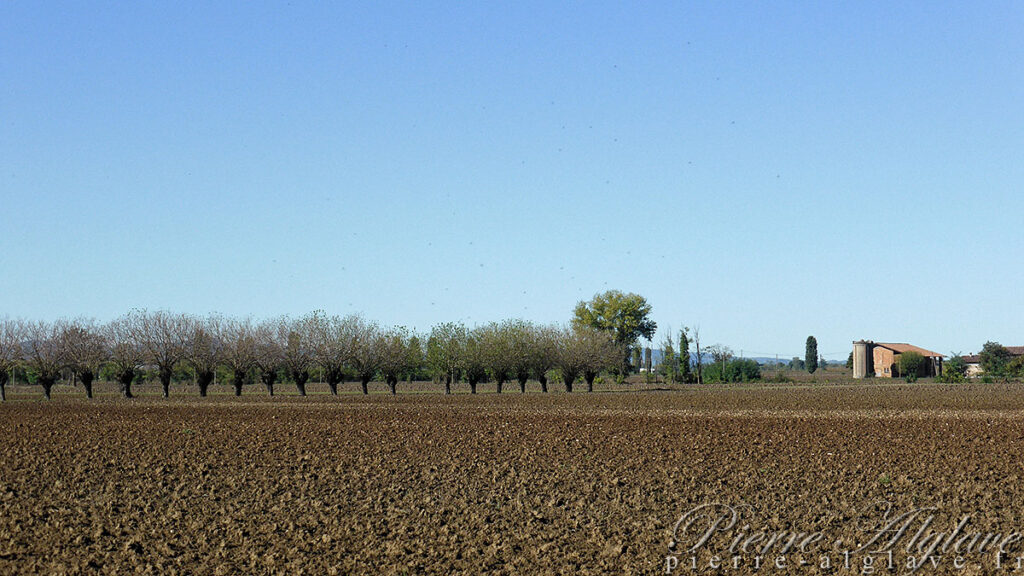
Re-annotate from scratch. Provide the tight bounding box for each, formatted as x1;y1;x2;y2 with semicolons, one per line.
3;382;1024;574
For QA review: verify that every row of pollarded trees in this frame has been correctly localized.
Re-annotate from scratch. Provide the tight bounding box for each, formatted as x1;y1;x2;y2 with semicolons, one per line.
0;311;624;401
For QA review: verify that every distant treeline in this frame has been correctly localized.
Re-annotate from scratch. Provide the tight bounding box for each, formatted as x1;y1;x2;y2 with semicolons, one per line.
0;311;644;401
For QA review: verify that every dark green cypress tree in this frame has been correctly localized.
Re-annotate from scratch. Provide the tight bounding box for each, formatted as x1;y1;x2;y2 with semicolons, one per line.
806;336;818;374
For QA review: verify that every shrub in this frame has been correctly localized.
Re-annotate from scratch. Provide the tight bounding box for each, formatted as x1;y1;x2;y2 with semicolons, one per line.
703;358;762;383
939;355;968;383
899;351;926;382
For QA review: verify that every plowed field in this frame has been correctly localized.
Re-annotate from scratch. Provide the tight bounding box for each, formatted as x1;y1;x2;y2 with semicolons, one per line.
3;383;1024;574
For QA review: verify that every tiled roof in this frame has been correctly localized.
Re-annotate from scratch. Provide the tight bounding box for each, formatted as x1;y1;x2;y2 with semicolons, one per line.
874;343;944;358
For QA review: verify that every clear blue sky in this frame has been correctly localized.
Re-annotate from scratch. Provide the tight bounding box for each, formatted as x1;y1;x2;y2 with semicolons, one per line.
2;2;1021;359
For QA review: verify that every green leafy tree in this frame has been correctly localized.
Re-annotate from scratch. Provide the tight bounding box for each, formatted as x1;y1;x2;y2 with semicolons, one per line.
703;358;762;383
1007;356;1024;378
940;354;968;383
573;290;656;372
898;351;926;382
846;352;854;369
980;341;1012;377
805;336;818;374
678;328;692;383
405;334;426;382
660;335;677;383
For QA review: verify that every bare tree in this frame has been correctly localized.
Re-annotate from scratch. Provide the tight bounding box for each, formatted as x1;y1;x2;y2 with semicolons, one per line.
480;321;516;394
554;326;617;393
427;322;465;395
554;326;584;393
281;317;313;396
220;317;257;396
507;320;534;393
527;324;558;393
104;316;145;398
184;314;223;397
253;318;285;396
581;329;622;393
350;318;382;395
61;318;107;399
461;327;488;394
378;326;412;395
0;318;25;402
21;320;64;399
137;310;189;398
307;312;357;396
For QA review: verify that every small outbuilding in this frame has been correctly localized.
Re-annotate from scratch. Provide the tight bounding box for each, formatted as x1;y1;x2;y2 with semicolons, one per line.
962;346;1024;377
852;341;944;379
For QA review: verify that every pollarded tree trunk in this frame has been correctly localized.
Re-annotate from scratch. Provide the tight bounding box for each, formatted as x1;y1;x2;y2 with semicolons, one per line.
386;376;397;395
444;375;451;395
495;378;504;394
159;367;174;398
563;370;576;393
292;370;309;396
232;369;247;397
116;369;135;399
80;371;95;399
469;378;478;394
39;376;56;400
539;375;548;393
261;371;277;396
360;375;371;395
197;371;214;397
517;374;528;394
325;367;343;396
585;371;597;393
0;377;6;402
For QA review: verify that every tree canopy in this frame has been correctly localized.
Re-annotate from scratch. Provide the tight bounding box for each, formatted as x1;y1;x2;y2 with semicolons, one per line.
980;341;1012;376
572;290;656;347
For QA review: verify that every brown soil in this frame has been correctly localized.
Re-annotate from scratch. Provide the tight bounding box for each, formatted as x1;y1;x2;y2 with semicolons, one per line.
2;383;1024;574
